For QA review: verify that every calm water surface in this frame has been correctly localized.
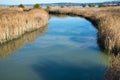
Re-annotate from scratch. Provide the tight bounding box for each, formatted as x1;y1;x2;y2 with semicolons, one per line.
0;16;108;80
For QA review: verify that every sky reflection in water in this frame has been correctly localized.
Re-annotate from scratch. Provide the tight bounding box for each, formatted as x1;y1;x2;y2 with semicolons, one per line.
0;16;108;80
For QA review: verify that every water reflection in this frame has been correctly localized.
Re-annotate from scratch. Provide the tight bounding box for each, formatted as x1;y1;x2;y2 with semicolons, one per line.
30;16;109;80
0;16;109;80
50;14;68;18
0;25;48;59
32;58;107;80
50;14;81;19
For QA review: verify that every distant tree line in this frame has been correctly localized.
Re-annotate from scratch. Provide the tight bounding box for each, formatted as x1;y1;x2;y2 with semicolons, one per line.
33;4;41;8
9;3;41;8
18;4;24;8
9;3;107;8
81;3;106;7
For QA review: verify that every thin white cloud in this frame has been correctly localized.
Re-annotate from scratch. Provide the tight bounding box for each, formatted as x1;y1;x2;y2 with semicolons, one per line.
0;0;112;4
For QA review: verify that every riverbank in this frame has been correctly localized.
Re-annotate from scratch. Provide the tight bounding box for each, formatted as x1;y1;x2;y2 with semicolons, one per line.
47;6;120;80
0;25;48;59
0;7;49;43
48;6;120;54
104;54;120;80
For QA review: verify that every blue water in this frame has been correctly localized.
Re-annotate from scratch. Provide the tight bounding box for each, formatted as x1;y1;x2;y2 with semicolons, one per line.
0;16;108;80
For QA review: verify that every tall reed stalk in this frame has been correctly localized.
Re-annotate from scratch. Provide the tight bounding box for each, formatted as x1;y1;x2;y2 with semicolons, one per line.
0;7;49;43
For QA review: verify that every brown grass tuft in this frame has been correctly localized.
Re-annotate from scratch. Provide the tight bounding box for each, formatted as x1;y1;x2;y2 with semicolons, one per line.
104;54;120;80
0;25;48;59
48;6;120;54
47;6;120;79
0;7;49;43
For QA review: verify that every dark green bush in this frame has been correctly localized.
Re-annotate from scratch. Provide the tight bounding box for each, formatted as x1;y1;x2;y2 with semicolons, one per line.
82;4;86;7
98;3;106;7
61;6;64;8
46;6;51;10
9;5;14;7
88;4;95;7
18;4;24;8
33;4;41;8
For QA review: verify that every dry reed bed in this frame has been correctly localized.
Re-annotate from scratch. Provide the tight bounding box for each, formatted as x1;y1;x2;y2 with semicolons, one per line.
48;7;120;54
48;7;120;80
0;25;48;59
104;54;120;80
0;8;49;43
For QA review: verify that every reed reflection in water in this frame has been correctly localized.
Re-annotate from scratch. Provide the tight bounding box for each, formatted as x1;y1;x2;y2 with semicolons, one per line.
0;25;48;59
0;16;109;80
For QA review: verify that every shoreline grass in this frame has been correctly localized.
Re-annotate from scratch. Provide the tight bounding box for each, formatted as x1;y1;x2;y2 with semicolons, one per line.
47;6;120;80
104;54;120;80
0;7;49;44
0;25;48;59
47;6;120;54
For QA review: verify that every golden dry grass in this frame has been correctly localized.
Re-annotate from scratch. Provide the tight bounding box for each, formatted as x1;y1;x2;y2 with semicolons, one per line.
0;25;48;59
48;6;120;54
47;6;120;79
104;54;120;80
0;7;49;43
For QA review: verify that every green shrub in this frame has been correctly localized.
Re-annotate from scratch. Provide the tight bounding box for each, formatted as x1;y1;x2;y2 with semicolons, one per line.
18;4;24;8
33;4;41;8
9;5;14;7
61;6;64;8
46;6;51;10
82;4;86;7
88;4;95;7
98;3;106;7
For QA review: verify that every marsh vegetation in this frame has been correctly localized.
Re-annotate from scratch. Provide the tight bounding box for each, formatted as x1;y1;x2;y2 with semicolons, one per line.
0;25;48;59
0;15;108;80
0;5;120;80
0;7;49;43
47;6;120;80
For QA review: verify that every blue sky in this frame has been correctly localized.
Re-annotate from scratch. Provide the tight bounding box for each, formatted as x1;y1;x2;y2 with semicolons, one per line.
0;0;112;5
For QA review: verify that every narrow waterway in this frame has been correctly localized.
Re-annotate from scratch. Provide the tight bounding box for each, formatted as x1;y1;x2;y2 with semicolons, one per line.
0;16;108;80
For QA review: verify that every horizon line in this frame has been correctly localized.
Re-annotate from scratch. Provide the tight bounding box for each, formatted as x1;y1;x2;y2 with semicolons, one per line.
0;1;114;5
